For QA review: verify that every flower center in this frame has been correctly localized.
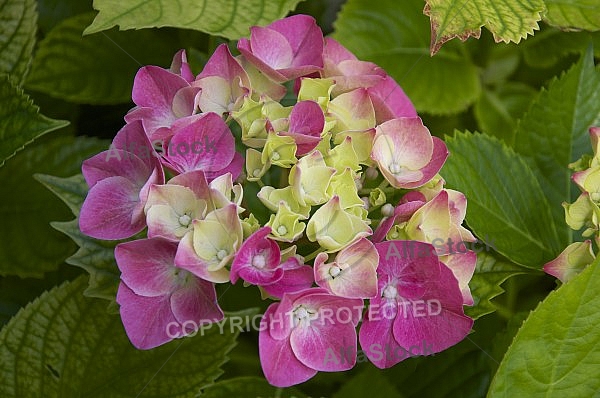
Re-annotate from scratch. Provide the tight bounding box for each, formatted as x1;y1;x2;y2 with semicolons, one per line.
216;249;228;260
329;265;341;278
381;203;394;217
383;284;398;299
277;225;287;235
252;252;266;269
388;162;403;175
178;214;192;227
252;168;262;177
271;151;281;161
292;305;316;327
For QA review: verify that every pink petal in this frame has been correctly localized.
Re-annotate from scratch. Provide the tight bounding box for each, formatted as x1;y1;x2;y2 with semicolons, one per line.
230;227;282;285
114;238;178;297
197;44;249;85
170;277;224;327
117;283;177;350
262;264;314;299
268;15;324;69
170;49;195;83
167;170;212;200
442;252;476;306
358;297;403;368
82;149;150;188
323;37;357;64
174;232;228;283
79;176;145;240
290;317;358;371
132;65;189;110
368;75;417;123
259;304;317;387
281;100;325;156
389;249;472;354
165;113;235;173
372;200;425;242
203;151;243;182
401;137;448;189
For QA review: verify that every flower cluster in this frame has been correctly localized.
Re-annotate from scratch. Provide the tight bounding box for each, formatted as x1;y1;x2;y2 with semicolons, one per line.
79;15;476;387
544;127;600;282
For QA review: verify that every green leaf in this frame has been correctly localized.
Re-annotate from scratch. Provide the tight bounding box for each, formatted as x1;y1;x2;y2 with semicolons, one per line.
423;0;544;54
0;0;36;84
521;28;600;68
199;376;306;397
488;258;600;396
442;131;564;267
0;266;82;327
473;82;537;141
0;276;241;397
514;47;600;231
333;0;481;115
36;173;121;302
466;252;533;320
544;0;600;31
332;367;399;398
0;76;68;166
26;12;179;105
84;0;305;39
37;0;93;33
0;135;107;278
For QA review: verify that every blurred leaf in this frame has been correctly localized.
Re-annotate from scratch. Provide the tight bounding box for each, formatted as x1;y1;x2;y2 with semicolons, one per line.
84;0;305;38
200;376;307;397
489;258;600;396
333;0;481;115
443;132;564;267
423;0;544;54
0;76;68;166
544;0;600;31
0;266;81;327
0;0;36;84
521;28;600;68
0;276;240;397
466;252;534;320
377;332;494;398
27;13;178;104
474;82;537;141
514;47;600;229
332;367;399;398
0;135;107;278
37;0;93;33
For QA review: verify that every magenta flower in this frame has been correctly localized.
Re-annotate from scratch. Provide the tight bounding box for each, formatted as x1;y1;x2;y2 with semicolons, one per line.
116;237;223;349
371;117;448;189
230;227;283;285
80;120;164;240
161;112;240;180
194;44;250;115
238;15;324;83
231;227;314;296
125;53;200;141
259;288;362;387
358;241;473;369
280;100;325;156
